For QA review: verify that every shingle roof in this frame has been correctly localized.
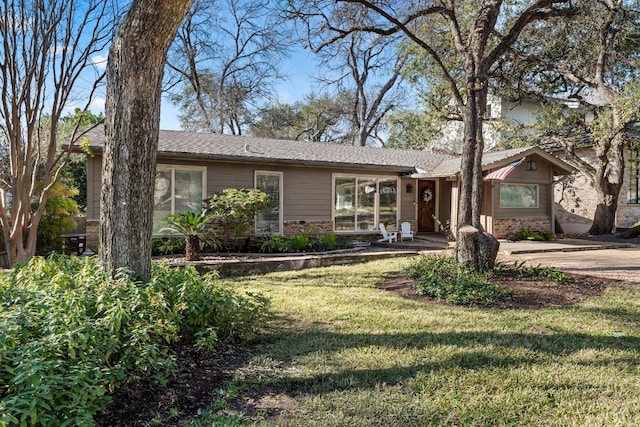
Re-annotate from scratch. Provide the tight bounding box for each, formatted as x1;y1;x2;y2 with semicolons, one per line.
81;126;455;172
410;145;574;178
79;127;573;176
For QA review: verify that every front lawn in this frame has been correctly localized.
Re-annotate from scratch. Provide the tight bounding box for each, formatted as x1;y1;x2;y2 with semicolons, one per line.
191;257;640;426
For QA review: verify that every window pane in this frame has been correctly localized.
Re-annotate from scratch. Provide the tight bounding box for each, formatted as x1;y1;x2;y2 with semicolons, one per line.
256;173;281;233
357;178;376;231
175;169;204;213
335;178;356;231
378;179;398;231
154;169;173;232
500;184;538;208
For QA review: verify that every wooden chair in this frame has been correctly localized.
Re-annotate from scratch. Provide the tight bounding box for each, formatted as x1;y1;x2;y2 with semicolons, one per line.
378;223;398;243
400;222;414;241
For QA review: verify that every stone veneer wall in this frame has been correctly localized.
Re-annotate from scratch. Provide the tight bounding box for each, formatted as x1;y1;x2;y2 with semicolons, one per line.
554;145;640;231
493;217;551;239
283;220;333;235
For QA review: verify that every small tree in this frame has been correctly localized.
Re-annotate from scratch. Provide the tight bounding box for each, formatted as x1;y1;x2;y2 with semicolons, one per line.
163;210;215;261
207;188;272;250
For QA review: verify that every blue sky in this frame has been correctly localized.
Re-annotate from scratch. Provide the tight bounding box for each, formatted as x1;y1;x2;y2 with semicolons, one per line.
159;47;318;131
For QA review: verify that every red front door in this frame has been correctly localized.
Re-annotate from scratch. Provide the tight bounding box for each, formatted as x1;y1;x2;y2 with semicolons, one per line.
418;180;436;232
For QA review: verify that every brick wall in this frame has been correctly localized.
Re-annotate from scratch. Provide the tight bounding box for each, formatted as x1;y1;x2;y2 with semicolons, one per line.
493;217;552;239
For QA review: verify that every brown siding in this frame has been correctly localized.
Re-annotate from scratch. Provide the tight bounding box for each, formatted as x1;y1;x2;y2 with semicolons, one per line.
490;156;552;218
400;178;417;223
87;156;102;220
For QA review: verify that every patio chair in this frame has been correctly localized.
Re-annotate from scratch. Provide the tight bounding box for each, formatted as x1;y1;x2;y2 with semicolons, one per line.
400;222;414;241
378;223;398;243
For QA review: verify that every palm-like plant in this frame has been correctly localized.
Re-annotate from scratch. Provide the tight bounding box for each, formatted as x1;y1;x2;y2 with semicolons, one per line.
162;210;215;261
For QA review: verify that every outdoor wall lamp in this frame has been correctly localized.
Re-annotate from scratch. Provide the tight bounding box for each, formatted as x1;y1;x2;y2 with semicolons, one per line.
406;183;414;193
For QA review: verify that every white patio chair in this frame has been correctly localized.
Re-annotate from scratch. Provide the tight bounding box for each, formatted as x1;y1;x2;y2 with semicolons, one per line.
400;222;414;241
378;223;397;243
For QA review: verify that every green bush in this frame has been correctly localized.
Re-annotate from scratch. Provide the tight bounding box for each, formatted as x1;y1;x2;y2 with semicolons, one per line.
405;255;510;305
0;256;269;426
35;182;79;256
507;228;556;241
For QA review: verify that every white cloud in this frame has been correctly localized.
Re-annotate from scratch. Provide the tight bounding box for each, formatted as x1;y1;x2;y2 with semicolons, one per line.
90;54;107;71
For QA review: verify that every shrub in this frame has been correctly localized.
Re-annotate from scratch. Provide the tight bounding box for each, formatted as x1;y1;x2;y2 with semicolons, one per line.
405;255;510;305
35;182;79;256
0;255;269;426
162;210;218;261
507;228;556;241
207;188;273;250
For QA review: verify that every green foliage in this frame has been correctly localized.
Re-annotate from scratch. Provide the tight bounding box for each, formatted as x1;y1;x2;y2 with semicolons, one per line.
207;188;273;249
163;210;215;237
0;256;270;426
285;232;310;252
251;92;352;143
35;182;79;256
152;236;186;255
259;231;345;254
162;210;219;260
507;228;556;241
405;255;511;305
310;232;338;251
492;260;566;284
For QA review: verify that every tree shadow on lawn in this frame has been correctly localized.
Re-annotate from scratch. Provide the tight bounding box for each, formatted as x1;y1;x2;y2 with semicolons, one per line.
224;327;640;422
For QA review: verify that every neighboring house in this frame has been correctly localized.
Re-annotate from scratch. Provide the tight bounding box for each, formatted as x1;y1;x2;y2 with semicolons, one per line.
437;95;639;232
79;127;573;249
436;95;592;152
550;142;640;233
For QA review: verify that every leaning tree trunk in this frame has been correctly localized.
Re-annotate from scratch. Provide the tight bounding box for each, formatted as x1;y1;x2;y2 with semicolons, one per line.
101;0;194;279
587;135;625;235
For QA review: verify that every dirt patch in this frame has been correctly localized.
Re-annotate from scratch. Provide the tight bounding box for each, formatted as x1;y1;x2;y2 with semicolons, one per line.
378;272;609;309
94;345;252;427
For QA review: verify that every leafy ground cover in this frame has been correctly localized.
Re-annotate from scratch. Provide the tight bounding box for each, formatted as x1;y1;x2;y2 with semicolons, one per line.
0;256;268;427
101;257;640;426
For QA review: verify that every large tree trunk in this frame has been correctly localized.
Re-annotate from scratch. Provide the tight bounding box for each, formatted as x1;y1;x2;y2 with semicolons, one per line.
587;134;625;235
456;80;496;270
101;0;194;279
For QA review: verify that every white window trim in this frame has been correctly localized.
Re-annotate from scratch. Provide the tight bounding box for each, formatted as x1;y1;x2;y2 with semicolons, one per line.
499;183;539;209
254;170;283;235
156;164;207;215
332;173;400;232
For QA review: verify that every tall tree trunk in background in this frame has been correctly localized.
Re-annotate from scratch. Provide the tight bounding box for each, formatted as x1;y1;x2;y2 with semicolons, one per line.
101;0;194;279
588;133;625;235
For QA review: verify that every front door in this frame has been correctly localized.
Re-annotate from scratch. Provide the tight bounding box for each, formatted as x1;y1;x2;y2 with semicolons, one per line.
418;180;436;232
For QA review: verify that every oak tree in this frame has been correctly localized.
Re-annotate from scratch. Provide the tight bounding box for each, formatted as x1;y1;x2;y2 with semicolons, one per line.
101;0;194;279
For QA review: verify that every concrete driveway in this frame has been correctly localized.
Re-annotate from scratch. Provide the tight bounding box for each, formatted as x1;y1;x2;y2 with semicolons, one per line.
500;243;640;283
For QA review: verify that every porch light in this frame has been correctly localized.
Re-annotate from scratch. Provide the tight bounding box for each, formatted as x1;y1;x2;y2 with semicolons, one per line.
406;183;414;193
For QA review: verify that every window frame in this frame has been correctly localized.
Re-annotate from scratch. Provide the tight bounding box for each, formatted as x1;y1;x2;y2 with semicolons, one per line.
254;170;283;235
499;183;539;209
629;148;639;204
154;164;207;231
332;173;399;232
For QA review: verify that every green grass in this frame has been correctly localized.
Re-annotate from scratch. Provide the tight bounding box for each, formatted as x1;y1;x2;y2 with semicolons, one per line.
188;257;640;426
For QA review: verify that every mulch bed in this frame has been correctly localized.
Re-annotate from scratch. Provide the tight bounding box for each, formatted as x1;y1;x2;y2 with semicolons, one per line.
378;272;609;309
